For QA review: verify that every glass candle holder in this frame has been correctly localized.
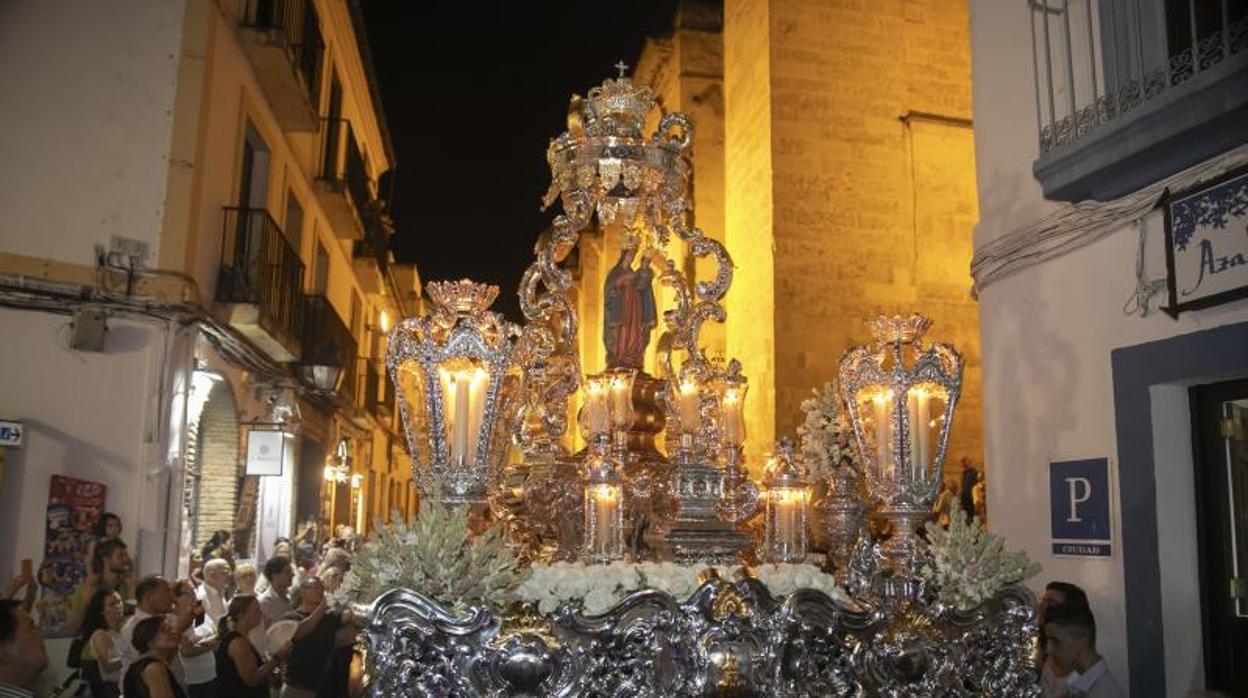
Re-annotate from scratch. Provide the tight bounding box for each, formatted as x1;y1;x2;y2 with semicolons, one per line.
583;446;624;563
761;439;809;563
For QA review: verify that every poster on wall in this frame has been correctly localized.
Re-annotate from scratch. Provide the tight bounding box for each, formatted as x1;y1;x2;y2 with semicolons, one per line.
1162;166;1248;316
37;475;107;637
1049;458;1112;558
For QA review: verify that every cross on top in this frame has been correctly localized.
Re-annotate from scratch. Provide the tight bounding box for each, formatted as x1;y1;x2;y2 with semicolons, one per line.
614;60;629;78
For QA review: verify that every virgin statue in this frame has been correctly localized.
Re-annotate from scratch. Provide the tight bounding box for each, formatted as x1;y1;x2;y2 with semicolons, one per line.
603;246;658;369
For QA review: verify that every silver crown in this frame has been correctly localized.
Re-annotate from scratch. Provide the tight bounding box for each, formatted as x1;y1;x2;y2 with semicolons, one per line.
585;76;657;136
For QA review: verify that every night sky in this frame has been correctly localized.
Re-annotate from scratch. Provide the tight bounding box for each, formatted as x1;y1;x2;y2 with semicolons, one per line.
362;1;682;321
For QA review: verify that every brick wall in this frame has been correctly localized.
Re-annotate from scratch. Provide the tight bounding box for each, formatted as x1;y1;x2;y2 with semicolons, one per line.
194;381;240;547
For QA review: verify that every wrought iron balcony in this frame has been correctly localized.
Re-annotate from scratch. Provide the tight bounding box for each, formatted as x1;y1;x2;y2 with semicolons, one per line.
1029;0;1248;201
238;0;324;132
297;295;356;393
216;207;305;361
316;117;373;240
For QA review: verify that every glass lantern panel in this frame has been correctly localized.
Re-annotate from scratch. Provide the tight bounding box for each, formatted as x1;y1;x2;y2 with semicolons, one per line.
394;361;433;466
855;388;896;481
905;382;949;481
436;356;489;468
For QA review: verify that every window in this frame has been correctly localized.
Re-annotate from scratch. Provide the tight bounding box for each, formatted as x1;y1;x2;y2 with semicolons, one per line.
313;239;329;295
284;190;304;253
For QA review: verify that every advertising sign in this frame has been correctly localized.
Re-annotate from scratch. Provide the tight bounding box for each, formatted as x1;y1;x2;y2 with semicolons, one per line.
37;475;108;637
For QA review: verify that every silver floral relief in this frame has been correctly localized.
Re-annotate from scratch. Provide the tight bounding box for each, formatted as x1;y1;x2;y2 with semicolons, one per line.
361;577;1039;697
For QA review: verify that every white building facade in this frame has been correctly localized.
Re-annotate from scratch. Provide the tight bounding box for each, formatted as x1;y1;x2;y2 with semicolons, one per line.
968;1;1248;695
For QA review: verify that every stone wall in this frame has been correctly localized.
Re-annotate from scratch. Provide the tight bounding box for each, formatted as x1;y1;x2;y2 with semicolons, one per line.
725;0;982;473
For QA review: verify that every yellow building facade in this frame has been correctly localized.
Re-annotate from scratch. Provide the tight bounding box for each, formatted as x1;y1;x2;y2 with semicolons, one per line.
0;0;417;581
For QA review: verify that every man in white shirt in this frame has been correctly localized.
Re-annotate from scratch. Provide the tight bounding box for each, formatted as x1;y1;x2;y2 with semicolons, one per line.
198;558;231;623
258;556;294;628
1043;604;1125;698
119;576;189;691
0;600;46;697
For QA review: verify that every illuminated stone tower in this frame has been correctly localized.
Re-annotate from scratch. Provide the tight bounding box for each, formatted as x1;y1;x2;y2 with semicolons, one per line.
722;0;983;471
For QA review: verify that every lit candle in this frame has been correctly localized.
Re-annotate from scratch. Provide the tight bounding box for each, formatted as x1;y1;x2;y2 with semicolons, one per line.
465;368;488;466
608;372;633;431
775;488;799;555
907;388;931;479
453;370;471;465
591;483;620;558
872;391;893;479
722;387;745;447
585;379;610;435
678;380;701;435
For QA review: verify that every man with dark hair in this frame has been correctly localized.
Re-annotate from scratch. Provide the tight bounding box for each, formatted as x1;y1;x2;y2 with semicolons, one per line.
119;576;189;688
1044;604;1123;697
1042;581;1089;620
0;599;47;696
1039;580;1091;696
259;556;293;628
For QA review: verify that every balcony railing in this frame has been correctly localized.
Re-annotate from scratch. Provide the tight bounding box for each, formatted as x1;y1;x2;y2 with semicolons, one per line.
1029;0;1248;200
299;295;356;393
217;207;304;359
317;117;373;238
238;0;323;131
243;0;323;105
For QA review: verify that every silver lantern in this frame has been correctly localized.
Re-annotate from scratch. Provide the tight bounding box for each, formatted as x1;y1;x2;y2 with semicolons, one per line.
387;279;522;505
838;314;962;578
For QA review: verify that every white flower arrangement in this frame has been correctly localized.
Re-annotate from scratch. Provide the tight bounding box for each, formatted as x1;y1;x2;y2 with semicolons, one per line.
923;514;1040;611
516;561;857;615
336;497;528;614
796;381;861;482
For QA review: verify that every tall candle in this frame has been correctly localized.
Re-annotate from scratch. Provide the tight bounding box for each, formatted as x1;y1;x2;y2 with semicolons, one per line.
590;483;620;559
465;369;487;466
872;392;893;479
585;380;610;435
722;388;745;447
453;370;471;465
908;388;930;479
678;380;701;434
608;373;633;430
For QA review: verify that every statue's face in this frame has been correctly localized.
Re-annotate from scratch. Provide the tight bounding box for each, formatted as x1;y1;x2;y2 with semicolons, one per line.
622;247;637;265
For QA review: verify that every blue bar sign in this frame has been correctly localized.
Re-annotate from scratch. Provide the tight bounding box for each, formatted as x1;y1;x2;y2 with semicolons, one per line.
1049;458;1112;558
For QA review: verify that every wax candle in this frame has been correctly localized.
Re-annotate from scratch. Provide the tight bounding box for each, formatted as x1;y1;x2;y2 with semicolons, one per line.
872;392;893;479
589;483;621;559
465;368;487;466
907;388;931;479
722;387;745;447
678;380;701;434
608;372;634;430
453;370;471;465
585;379;610;435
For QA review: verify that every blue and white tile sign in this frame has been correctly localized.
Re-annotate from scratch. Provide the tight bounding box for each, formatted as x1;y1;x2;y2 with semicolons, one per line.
1164;167;1248;316
1049;458;1112;557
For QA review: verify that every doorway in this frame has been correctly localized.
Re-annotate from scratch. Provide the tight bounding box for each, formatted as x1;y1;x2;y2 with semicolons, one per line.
1192;378;1248;695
